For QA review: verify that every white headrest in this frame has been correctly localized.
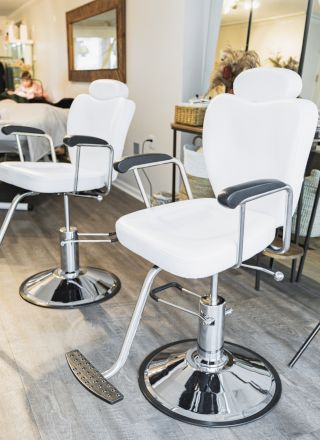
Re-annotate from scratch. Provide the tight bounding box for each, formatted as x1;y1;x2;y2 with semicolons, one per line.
233;67;302;102
89;79;129;100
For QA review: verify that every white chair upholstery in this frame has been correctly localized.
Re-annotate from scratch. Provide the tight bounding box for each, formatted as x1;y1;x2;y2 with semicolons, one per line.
0;162;105;193
67;80;134;182
205;68;317;226
116;68;318;278
0;79;135;192
233;67;302;102
116;198;277;278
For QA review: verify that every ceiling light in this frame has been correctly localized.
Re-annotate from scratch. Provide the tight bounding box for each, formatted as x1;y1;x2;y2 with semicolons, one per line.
224;0;260;14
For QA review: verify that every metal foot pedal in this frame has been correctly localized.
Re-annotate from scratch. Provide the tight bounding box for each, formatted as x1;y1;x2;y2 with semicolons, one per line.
66;349;123;404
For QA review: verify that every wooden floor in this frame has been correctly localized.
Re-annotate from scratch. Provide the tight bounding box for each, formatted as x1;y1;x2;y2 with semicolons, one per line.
0;187;320;440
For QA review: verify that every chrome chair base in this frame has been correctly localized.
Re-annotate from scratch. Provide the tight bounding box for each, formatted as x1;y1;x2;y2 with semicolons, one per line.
139;339;281;427
20;266;121;308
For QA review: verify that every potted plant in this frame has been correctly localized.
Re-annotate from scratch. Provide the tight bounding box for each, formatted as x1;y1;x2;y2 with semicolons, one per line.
208;48;260;95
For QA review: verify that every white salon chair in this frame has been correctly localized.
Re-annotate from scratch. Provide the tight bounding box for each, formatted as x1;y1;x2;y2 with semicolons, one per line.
66;68;318;425
0;80;135;307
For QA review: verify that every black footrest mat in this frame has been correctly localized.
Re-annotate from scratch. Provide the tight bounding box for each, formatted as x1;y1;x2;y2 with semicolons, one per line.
66;349;123;404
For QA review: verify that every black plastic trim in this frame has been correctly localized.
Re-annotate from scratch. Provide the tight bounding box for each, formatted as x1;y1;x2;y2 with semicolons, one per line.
218;179;287;209
1;125;45;135
114;153;172;173
139;339;282;428
63;135;109;148
150;282;183;302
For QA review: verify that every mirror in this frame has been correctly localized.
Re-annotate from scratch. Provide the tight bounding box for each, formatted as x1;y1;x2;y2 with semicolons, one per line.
66;0;125;82
208;0;310;95
73;9;117;71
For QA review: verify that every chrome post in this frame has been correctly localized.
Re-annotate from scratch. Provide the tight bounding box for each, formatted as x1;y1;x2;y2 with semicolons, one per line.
133;168;151;208
15;134;24;161
102;266;161;379
209;273;219;305
197;274;227;368
283;187;294;253
234;186;294;268
60;227;80;275
129;157;193;208
175;158;193;200
44;134;57;162
236;204;246;268
60;194;80;275
74;146;81;193
64;194;70;231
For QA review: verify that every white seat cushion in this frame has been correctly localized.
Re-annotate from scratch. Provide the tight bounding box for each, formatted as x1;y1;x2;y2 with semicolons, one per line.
116;198;277;279
0;162;105;193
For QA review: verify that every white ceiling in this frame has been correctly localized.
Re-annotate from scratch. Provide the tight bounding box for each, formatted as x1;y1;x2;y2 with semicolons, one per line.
221;0;311;24
0;0;26;16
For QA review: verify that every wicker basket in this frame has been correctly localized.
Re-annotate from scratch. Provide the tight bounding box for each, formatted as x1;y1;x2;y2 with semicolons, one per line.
175;103;207;126
292;169;320;237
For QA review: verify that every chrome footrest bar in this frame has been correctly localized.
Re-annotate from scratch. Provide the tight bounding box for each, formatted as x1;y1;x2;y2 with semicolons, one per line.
61;232;117;246
150;282;202;299
66;350;123;404
150;282;207;322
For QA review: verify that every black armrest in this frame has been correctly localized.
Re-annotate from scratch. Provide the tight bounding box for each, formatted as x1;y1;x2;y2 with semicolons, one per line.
63;135;109;148
114;153;172;173
217;179;287;209
1;125;45;135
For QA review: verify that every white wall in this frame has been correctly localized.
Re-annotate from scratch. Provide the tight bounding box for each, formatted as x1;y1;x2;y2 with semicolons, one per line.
9;0;211;196
120;0;185;195
0;16;9;56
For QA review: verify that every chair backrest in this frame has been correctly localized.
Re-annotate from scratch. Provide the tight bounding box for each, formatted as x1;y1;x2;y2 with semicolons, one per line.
67;79;135;182
203;67;318;226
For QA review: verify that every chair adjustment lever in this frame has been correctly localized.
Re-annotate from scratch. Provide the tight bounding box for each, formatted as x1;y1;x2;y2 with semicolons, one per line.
67;188;109;202
151;282;202;298
66;192;104;202
60;232;117;246
241;263;284;281
150;282;210;323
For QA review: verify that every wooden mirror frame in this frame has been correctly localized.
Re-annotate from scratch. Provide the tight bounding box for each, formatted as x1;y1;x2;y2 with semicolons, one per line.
66;0;126;82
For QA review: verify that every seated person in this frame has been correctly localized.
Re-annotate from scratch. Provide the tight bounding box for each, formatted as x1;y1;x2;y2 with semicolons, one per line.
12;71;48;100
0;71;73;108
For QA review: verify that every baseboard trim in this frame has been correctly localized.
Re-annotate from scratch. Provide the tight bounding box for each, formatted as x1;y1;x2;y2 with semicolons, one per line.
113;179;143;202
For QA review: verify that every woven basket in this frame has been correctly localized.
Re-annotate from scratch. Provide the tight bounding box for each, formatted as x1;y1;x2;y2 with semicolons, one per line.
175;104;206;126
292;169;320;237
180;174;214;199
